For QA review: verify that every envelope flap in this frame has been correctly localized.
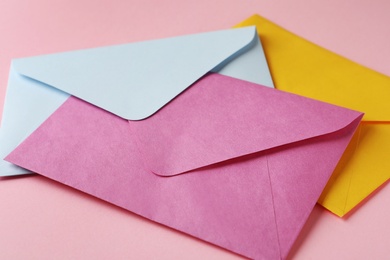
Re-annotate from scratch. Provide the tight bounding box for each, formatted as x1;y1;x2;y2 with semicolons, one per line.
12;27;256;120
235;15;390;122
130;73;363;177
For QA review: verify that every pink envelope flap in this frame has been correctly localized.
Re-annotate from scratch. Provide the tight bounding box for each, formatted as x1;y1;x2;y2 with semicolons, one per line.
130;73;363;176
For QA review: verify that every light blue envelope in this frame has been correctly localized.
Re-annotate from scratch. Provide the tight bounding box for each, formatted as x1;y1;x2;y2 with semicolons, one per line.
0;26;274;176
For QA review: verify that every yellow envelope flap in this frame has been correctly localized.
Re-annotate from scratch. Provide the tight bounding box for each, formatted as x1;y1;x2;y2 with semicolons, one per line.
235;15;390;122
318;122;390;216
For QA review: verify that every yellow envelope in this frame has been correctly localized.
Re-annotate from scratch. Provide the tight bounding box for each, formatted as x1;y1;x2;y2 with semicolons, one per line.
235;15;390;217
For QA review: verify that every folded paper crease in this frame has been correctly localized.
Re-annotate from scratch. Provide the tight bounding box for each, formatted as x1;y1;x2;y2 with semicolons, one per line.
130;74;362;176
12;27;258;120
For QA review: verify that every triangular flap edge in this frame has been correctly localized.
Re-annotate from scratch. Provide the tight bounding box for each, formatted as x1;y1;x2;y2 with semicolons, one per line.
10;26;258;120
143;116;363;177
129;73;364;177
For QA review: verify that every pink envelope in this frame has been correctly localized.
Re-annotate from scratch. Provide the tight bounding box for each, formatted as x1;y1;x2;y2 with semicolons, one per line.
6;73;362;259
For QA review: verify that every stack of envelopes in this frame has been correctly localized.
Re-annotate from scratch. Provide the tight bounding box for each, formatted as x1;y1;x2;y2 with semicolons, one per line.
1;14;389;260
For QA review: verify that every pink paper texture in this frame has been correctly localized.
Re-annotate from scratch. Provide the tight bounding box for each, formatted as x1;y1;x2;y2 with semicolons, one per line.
131;74;360;176
6;74;362;259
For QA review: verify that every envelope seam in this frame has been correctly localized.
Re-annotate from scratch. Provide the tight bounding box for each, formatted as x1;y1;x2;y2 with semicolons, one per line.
139;117;364;177
266;155;282;260
342;124;362;215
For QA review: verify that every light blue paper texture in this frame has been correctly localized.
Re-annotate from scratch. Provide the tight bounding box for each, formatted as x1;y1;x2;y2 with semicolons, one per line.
0;26;274;176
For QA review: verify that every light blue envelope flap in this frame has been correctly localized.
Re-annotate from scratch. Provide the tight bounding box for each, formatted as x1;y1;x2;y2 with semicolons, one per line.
13;26;264;120
215;35;273;88
0;26;274;176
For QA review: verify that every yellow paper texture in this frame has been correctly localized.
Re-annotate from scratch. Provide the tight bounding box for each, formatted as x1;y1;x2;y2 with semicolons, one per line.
235;15;390;216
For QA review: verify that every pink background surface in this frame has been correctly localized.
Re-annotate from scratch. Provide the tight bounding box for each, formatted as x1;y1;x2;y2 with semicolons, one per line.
0;0;389;259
